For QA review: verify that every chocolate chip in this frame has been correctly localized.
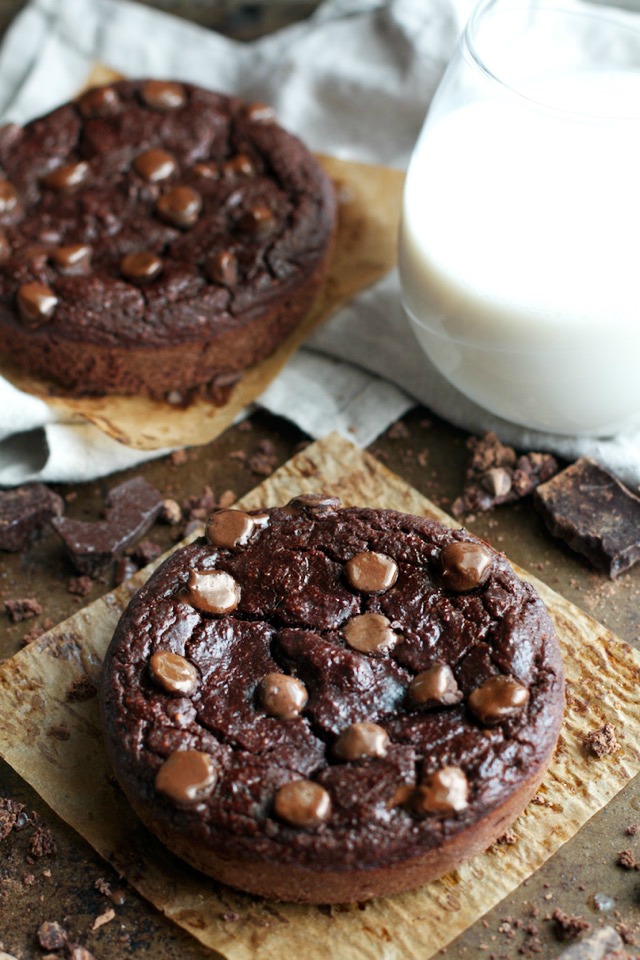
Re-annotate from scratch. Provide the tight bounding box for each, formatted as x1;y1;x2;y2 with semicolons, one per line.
468;675;530;727
258;672;308;719
333;721;390;761
50;243;92;275
236;204;275;239
408;663;463;710
345;551;398;594
42;161;89;191
439;541;493;591
412;766;469;816
0;178;18;214
206;250;238;286
78;85;120;117
133;148;177;182
155;749;217;806
187;569;240;614
222;154;254;178
482;467;513;498
17;282;58;326
343;612;399;655
141;80;187;111
274;780;331;828
193;162;220;180
205;509;256;549
156;186;202;228
244;102;276;123
149;650;198;696
287;493;343;514
120;251;163;282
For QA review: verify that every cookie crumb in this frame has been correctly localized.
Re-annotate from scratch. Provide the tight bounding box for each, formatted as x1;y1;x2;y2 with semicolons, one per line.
616;849;639;870
68;575;92;597
584;723;619;758
37;920;68;950
4;596;42;622
551;907;591;942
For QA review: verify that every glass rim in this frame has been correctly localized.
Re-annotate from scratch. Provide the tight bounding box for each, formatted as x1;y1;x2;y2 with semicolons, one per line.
463;0;640;120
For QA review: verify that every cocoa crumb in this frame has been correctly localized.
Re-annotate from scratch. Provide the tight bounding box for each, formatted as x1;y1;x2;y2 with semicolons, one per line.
22;872;36;885
28;825;57;859
551;908;591;942
247;442;278;476
37;920;67;950
4;596;42;622
169;449;188;466
584;723;620;758
65;675;97;702
68;575;92;597
616;849;639;870
182;485;216;522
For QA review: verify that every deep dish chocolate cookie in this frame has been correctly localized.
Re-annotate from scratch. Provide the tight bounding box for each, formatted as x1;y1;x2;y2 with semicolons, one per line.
100;496;564;903
0;80;336;400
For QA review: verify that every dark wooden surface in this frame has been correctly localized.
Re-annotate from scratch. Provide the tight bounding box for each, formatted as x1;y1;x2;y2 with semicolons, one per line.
1;2;640;958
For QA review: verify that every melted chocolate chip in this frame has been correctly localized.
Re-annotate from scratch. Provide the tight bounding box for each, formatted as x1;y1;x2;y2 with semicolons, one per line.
141;80;187;111
236;204;275;239
120;251;163;282
222;154;254;178
274;780;331;828
155;749;217;806
333;721;390;762
42;161;89;192
187;569;240;614
343;612;399;655
206;251;238;287
244;102;276;123
258;672;308;720
149;651;198;696
78;85;120;118
0;179;18;214
133;149;177;182
156;186;202;228
408;663;463;710
205;509;256;549
412;766;469;816
345;551;399;594
439;541;494;592
50;243;92;275
287;493;342;515
17;282;58;326
468;675;530;727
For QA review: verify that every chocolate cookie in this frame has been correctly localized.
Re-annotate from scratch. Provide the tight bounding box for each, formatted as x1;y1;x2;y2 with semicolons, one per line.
0;81;336;400
100;496;564;902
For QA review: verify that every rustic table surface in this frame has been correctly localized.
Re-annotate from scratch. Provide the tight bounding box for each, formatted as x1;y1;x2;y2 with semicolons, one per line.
1;2;639;959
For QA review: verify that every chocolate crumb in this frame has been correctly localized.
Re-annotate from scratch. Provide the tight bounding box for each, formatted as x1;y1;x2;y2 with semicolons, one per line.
551;908;591;942
68;575;92;597
182;485;216;522
4;596;42;622
21;617;54;644
0;796;29;839
37;920;67;950
28;825;57;859
584;723;620;758
616;849;639;870
496;829;518;845
129;538;161;565
217;489;237;509
387;421;410;440
624;824;639;836
160;498;182;525
170;449;188;466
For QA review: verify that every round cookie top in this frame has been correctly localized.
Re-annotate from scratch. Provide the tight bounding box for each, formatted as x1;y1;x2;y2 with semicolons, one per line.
100;496;564;875
0;80;335;347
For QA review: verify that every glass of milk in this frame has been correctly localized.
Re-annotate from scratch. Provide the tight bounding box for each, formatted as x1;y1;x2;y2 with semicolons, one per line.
399;0;640;436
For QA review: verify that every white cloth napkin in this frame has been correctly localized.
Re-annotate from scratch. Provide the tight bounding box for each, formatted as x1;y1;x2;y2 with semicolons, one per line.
1;0;640;488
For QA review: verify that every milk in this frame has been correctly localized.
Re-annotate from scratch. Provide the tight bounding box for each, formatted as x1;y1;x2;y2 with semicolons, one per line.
399;71;640;435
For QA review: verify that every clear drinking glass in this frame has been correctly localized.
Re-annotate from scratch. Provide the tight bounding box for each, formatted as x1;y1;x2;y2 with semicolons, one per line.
399;0;640;436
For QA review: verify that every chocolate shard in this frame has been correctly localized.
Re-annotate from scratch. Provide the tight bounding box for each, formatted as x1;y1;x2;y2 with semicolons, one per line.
0;483;64;552
534;457;640;579
51;477;163;574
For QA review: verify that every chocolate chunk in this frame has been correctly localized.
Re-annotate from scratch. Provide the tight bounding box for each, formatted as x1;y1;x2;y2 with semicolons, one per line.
0;178;18;214
149;651;198;697
333;721;390;761
468;675;529;727
236;204;275;238
133;148;177;182
51;476;163;575
120;251;163;282
155;749;217;806
345;551;398;594
274;780;331;828
17;282;58;326
206;250;238;286
343;612;399;655
78;85;120;117
187;569;240;614
0;483;64;551
258;672;308;719
408;663;462;710
412;766;469;816
206;509;258;548
42;160;89;191
141;80;187;111
156;186;202;228
50;243;92;275
222;154;254;178
439;541;493;592
534;457;640;578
